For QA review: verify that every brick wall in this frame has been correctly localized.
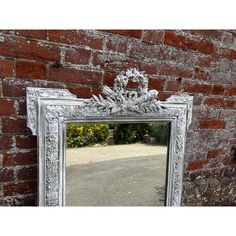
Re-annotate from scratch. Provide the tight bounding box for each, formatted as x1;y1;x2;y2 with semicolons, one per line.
0;30;235;206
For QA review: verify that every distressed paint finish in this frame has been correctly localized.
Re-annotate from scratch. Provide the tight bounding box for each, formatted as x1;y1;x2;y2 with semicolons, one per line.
26;69;193;206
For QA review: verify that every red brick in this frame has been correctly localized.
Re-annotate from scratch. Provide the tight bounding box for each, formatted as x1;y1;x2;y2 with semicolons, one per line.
2;117;27;134
129;42;160;60
223;99;236;108
140;61;158;75
106;37;128;53
196;55;218;68
207;149;224;159
2;79;30;97
186;30;223;41
48;30;103;50
159;64;193;78
3;150;37;167
67;86;91;98
149;78;165;91
15;30;47;40
101;30;142;39
164;31;214;54
216;47;236;60
93;51;140;71
16;61;47;80
166;80;182;91
0;135;13;150
3;181;37;196
142;30;163;44
224;85;236;96
203;97;224;107
156;91;175;101
49;67;103;86
187;159;208;171
15;135;37;149
0;98;15;115
103;71;117;87
199;119;225;129
194;68;208;80
0;168;15;182
0;59;14;77
17;100;26;115
0;37;60;61
65;48;91;65
212;85;225;95
17;166;37;180
183;83;212;94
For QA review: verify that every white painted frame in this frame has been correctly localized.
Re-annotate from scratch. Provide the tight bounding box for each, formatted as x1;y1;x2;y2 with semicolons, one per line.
26;69;193;206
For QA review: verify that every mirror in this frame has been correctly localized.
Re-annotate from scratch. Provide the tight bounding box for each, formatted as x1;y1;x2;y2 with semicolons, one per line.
26;68;193;206
66;122;170;206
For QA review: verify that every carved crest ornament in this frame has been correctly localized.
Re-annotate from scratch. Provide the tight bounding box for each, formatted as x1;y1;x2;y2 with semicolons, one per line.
26;68;193;206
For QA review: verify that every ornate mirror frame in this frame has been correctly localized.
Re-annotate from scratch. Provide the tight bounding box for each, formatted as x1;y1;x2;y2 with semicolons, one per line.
26;69;193;206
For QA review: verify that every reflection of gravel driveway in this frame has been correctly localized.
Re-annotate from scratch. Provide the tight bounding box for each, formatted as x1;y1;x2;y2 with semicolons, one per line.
66;144;167;206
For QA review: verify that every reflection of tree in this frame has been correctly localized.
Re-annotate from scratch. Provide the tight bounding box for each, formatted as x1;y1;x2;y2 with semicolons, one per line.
154;185;166;203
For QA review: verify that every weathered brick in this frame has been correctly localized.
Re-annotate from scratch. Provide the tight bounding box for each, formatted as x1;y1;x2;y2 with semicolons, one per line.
15;135;37;149
17;166;37;180
156;91;175;101
0;37;60;61
186;30;223;41
102;30;142;39
194;68;208;80
183;82;212;94
0;59;14;77
187;160;209;171
2;79;31;97
15;30;47;40
0;98;15;115
0;168;15;182
199;119;225;129
67;85;91;98
3;181;37;196
196;55;218;68
159;64;193;78
148;77;165;91
216;47;236;60
223;99;236;108
3;150;37;167
65;48;91;65
142;30;163;44
203;97;224;107
49;67;103;86
2;117;28;134
164;31;214;54
165;80;182;91
0;135;13;150
207;149;224;159
225;85;236;96
16;61;47;80
48;30;103;50
212;85;225;95
106;37;128;53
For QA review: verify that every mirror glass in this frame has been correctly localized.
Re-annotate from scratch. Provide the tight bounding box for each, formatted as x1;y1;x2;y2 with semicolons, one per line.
66;122;170;206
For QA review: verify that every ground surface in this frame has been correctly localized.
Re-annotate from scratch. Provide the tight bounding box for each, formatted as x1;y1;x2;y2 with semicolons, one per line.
66;143;167;206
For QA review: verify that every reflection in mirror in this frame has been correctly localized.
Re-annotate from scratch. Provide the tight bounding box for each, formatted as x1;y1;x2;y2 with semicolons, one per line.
66;122;170;206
